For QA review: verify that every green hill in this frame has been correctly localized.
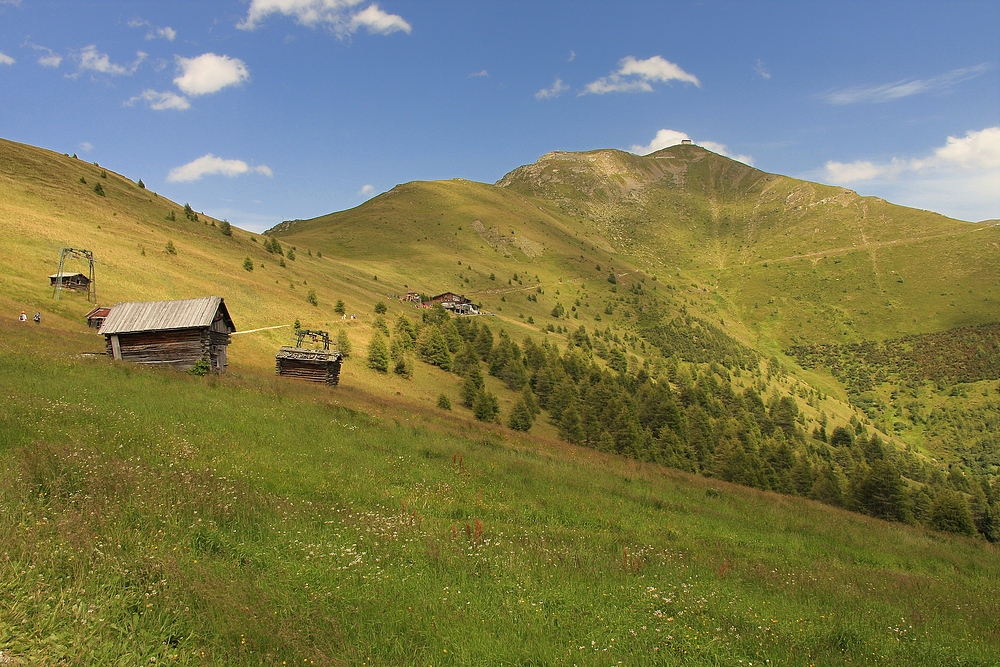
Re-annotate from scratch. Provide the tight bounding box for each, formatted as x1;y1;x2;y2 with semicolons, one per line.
497;144;1000;346
1;136;998;664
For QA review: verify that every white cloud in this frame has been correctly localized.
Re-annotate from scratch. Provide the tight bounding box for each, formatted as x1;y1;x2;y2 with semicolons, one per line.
582;55;699;95
535;78;568;100
468;69;489;78
125;89;191;111
78;142;93;153
127;16;175;40
568;50;575;62
149;26;177;41
822;127;1000;221
698;141;755;166
630;129;691;154
0;51;14;66
630;129;754;166
349;4;411;34
167;154;273;183
358;184;375;196
26;43;62;67
754;59;771;80
174;53;249;96
820;63;990;105
824;160;895;183
78;45;146;75
238;0;411;38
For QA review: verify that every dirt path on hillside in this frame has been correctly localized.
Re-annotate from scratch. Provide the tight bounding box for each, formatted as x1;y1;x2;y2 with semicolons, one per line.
756;223;988;266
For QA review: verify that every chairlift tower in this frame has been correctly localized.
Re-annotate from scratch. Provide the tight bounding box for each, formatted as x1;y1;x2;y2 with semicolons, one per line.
53;247;97;302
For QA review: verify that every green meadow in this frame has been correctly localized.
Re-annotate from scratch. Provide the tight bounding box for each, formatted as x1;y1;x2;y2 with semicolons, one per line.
1;136;999;665
1;321;998;666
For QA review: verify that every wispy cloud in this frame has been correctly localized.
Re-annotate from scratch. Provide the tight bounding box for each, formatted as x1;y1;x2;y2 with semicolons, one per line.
27;43;62;67
820;63;990;105
568;50;576;62
822;127;1000;221
468;69;489;78
149;26;177;41
0;51;14;66
358;184;375;197
582;55;699;95
128;17;177;41
239;0;411;37
535;78;568;100
78;142;93;152
125;89;191;111
630;129;754;166
754;59;771;80
174;53;249;96
167;154;273;183
78;45;146;75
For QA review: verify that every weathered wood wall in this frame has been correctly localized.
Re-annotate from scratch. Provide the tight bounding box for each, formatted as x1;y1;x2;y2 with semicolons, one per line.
275;347;342;385
105;328;229;372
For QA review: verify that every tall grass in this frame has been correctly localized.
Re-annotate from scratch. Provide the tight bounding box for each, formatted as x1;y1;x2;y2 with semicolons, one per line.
0;324;997;665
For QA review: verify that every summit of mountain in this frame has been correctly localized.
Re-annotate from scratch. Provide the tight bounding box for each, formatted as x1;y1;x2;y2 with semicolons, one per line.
494;144;1000;346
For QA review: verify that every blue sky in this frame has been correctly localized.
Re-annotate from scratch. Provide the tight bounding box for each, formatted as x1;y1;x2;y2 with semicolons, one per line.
1;1;998;231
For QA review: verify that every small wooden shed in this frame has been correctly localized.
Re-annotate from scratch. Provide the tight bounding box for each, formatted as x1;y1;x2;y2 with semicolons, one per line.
275;347;343;385
99;296;236;373
85;305;111;329
49;272;91;291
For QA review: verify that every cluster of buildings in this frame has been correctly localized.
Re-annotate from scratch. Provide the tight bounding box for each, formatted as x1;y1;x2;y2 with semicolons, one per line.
69;270;472;381
402;291;478;315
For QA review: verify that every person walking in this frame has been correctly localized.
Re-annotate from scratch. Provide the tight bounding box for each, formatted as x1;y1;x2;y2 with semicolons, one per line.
19;311;27;322
33;312;40;324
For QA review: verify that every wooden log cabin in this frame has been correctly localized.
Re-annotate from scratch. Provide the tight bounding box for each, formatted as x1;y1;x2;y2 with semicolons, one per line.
98;296;236;373
49;272;91;291
275;347;343;385
85;305;111;329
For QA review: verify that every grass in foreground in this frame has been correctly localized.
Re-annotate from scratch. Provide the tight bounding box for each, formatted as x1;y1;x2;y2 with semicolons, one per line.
0;321;997;666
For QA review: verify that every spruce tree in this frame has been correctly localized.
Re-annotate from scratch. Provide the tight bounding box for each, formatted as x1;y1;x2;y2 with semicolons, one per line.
367;331;389;373
336;329;352;358
472;389;500;423
508;390;536;432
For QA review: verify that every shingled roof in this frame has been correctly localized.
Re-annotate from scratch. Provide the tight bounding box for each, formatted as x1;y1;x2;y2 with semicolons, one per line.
99;297;235;335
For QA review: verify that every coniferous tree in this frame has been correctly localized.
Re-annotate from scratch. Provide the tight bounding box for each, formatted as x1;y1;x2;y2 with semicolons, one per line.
851;459;910;522
418;326;452;371
367;331;389;373
930;489;976;535
460;366;485;408
372;315;390;337
336;329;352;358
558;401;584;444
472;389;500;423
508;393;535;432
970;483;998;541
452;342;480;377
474;324;494;360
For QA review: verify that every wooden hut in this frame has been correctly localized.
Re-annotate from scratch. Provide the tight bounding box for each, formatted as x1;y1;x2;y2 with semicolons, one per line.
275;347;343;385
99;296;235;373
84;305;111;329
49;272;91;291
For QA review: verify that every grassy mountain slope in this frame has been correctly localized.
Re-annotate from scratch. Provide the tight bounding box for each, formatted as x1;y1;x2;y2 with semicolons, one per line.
2;319;998;665
1;136;998;662
497;145;1000;346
